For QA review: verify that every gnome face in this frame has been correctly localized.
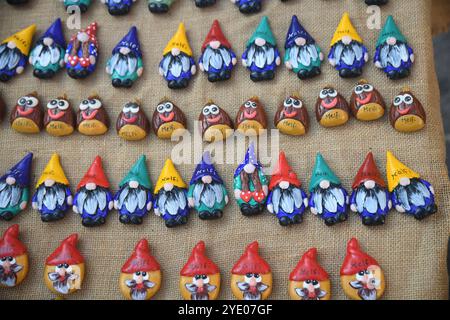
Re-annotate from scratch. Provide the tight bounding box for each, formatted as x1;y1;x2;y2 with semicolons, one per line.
10;94;43;133
77;97;109;136
315;87;349;127
120;270;161;300
199;103;233;142
236;98;267;135
44;98;75;136
152;101;186;139
390;90;426;132
289;279;330;300
45;262;84;295
346;266;384;300
116;102;149;141
0;255;27;287
0;42;24;81
350;81;385;121
274;96;309;136
232;272;271;300
180;273;220;300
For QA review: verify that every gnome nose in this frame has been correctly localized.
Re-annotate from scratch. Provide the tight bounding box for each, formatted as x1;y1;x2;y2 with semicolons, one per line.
342;35;352;45
364;180;375;189
45;179;56;187
7;41;16;49
119;47;131;55
129;181;139;189
6;177;16;185
210;41;221;50
202;175;213;184
86;183;97;191
244;164;256;174
255;38;266;46
171;48;181;56
319;180;330;189
164;183;174;191
77;32;89;43
399;177;411;186
279;181;290;190
387;37;397;45
295;37;306;46
43;37;54;46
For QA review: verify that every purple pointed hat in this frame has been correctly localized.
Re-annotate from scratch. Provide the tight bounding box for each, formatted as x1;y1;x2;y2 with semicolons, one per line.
0;153;33;187
41;18;66;48
190;151;223;185
112;26;142;58
285;15;315;49
234;142;262;177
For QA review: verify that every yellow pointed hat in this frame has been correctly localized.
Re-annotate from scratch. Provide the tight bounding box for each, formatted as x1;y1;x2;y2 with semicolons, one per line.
163;23;193;57
386;151;420;192
154;159;187;194
36;153;69;188
330;12;362;47
2;24;36;56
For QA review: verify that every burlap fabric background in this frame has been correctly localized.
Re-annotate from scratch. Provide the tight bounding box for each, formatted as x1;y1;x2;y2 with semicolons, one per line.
0;0;448;300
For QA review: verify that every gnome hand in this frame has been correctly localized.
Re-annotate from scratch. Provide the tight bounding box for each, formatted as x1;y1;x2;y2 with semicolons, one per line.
20;201;27;210
374;60;382;69
225;195;229;204
105;66;111;74
319;52;324;61
310;207;318;215
350;204;357;212
159;67;164;76
275;57;281;66
90;55;96;66
108;201;114;211
285;61;293;70
234;189;241;200
29;56;33;64
191;65;197;75
328;58;336;67
67;196;73;206
188;197;195;208
262;185;268;196
242;59;247;67
199;62;204;72
388;200;392;210
232;57;237;66
146;201;152;211
64;53;69;63
410;53;415;63
59;59;65;67
32;202;38;210
364;52;369;62
154;207;161;216
267;203;274;213
303;198;309;208
16;66;24;75
137;67;144;77
73;205;79;214
395;205;405;213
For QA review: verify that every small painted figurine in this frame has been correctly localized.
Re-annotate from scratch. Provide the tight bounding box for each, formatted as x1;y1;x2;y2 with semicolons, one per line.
44;234;85;297
0;225;28;287
309;153;349;226
106;27;143;88
0;153;32;221
73;156;114;227
159;23;196;89
29;19;66;79
199;20;237;83
0;24;36;82
349;80;386;121
154;159;190;228
315;86;350;128
289;248;331;300
152;99;187;139
76;95;110;136
235;97;267;136
44;95;75;137
267;152;308;226
386;151;437;220
180;241;220;300
350;152;391;226
284;15;323;80
231;241;272;300
374;15;413;80
64;0;92;13
32;154;72;222
365;0;388;5
231;0;262;14
10;92;43;134
242;16;281;82
65;22;98;79
233;143;268;216
120;239;161;300
115;155;153;225
116;101;150;141
274;94;309;136
328;13;368;78
199;101;234;142
102;0;136;15
194;0;215;7
389;87;426;133
340;238;385;300
148;0;175;13
188;151;228;220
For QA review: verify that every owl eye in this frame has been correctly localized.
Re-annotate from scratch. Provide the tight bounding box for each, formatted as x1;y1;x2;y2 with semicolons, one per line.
157;104;165;113
89;99;102;109
251;102;257;108
123;106;131;113
58;100;69;110
130;105;140;114
164;102;173;112
319;90;328;99
284;98;292;108
244;101;252;108
393;96;403;106
18;97;27;106
327;89;337;98
47;99;59;109
79;100;89;111
202;106;210;116
403;94;413;105
209;105;220;115
292;99;302;109
354;85;364;95
26;97;38;108
363;84;373;92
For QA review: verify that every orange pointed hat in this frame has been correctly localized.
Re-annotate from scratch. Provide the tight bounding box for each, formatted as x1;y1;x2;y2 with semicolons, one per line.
289;248;329;282
121;239;160;274
340;238;379;276
0;225;27;258
46;234;84;266
77;156;110;191
352;152;386;189
232;241;271;275
269;151;301;190
201;20;232;52
180;241;219;276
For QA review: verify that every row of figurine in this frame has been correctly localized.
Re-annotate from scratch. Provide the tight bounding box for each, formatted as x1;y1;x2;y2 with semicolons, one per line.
0;13;414;87
0;83;426;141
0;146;437;228
4;0;390;15
0;227;385;301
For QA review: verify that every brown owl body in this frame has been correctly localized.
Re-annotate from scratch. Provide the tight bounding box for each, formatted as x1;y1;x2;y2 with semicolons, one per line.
315;87;349;128
76;95;110;136
235;97;267;136
116;101;150;141
152;100;187;139
0;93;5;122
389;88;426;133
44;96;75;137
10;92;43;134
274;95;309;136
199;101;234;142
349;80;385;121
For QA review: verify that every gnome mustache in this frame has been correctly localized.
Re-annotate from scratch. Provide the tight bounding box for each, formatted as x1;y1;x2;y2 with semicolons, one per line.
33;183;71;221
0;257;23;287
185;275;216;300
125;272;155;300
29;38;64;79
236;274;269;300
351;184;390;225
296;280;327;300
155;187;188;225
115;185;152;223
74;187;111;221
0;45;26;81
310;183;348;225
0;184;24;213
47;264;79;295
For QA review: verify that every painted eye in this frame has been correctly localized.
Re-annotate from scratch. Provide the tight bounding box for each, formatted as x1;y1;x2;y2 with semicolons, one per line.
354;85;364;94
393;96;403;106
194;275;202;280
245;273;253;279
363;84;373;92
202;106;210;116
328;89;337;98
130;105;140;114
18;97;27;106
135;272;141;276
209;105;220;115
254;274;262;282
123;106;131;113
27;97;39;108
203;275;210;284
305;280;311;284
251;102;257;108
89;99;102;109
55;265;62;272
313;280;320;288
47;100;59;109
164;102;173;112
403;94;413;105
292;99;302;109
358;271;365;276
319;90;328;99
244;101;252;108
58;100;69;110
157;104;165;113
63;263;69;269
66;265;73;273
284;98;292;108
365;270;370;275
142;272;149;280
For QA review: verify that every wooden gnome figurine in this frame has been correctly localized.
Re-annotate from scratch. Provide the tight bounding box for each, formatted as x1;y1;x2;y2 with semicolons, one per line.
350;80;386;121
159;23;196;89
267;152;308;226
199;101;234;142
44;234;85;297
232;0;262;14
44;96;76;137
102;0;137;15
289;248;330;300
0;153;33;221
180;241;221;300
0;225;29;287
76;95;110;136
328;13;368;78
386;151;437;220
148;0;175;13
274;94;309;136
315;86;350;128
116;101;150;141
233;143;268;216
64;0;92;13
10;92;43;134
29;19;66;79
0;24;36;82
284;15;323;80
194;0;216;8
231;241;272;300
340;238;385;300
73;156;113;227
119;239;161;300
309;153;349;226
114;155;153;225
107;27;143;88
154;159;190;228
389;87;426;133
32;153;72;222
188;151;228;220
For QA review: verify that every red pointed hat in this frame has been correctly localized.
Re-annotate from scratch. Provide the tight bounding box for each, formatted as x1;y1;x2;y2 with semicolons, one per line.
232;241;271;275
0;225;27;258
269;152;301;190
289;248;329;281
352;152;386;189
121;239;160;274
46;234;84;266
180;241;219;276
201;20;232;52
340;238;379;276
77;156;110;190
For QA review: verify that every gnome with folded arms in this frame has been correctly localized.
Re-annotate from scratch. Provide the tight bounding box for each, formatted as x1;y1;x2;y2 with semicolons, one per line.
0;225;29;288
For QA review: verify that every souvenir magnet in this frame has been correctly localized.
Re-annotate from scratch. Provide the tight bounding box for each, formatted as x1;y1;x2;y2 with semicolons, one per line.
116;101;150;141
0;225;28;287
389;87;425;133
10;92;43;134
235;97;267;136
315;86;349;128
152;99;187;139
349;80;386;121
76;95;110;136
199;101;234;142
274;94;309;136
44;95;75;137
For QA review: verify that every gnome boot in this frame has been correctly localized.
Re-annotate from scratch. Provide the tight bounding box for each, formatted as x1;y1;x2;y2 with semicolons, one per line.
324;217;337;226
362;216;376;226
261;70;274;81
250;71;262;82
206;210;223;220
239;1;261;14
398;68;410;79
122;79;133;88
195;0;216;7
199;211;210;220
339;68;353;78
119;214;131;224
278;216;290;226
130;215;143;225
240;203;262;216
148;2;169;13
221;69;232;81
164;217;177;228
108;5;130;15
387;70;399;80
0;211;14;221
112;78;123;87
33;69;55;79
0;74;12;82
297;69;310;80
292;214;303;224
208;72;219;83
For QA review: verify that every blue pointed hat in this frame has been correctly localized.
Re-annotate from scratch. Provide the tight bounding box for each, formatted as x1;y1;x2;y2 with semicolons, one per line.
234;143;262;177
41;18;66;48
0;153;33;187
113;26;142;58
190;151;223;185
285;15;315;49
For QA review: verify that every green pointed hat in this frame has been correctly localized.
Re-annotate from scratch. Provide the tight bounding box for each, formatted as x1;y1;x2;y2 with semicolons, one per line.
376;15;407;47
119;155;152;189
247;16;276;47
309;153;341;191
